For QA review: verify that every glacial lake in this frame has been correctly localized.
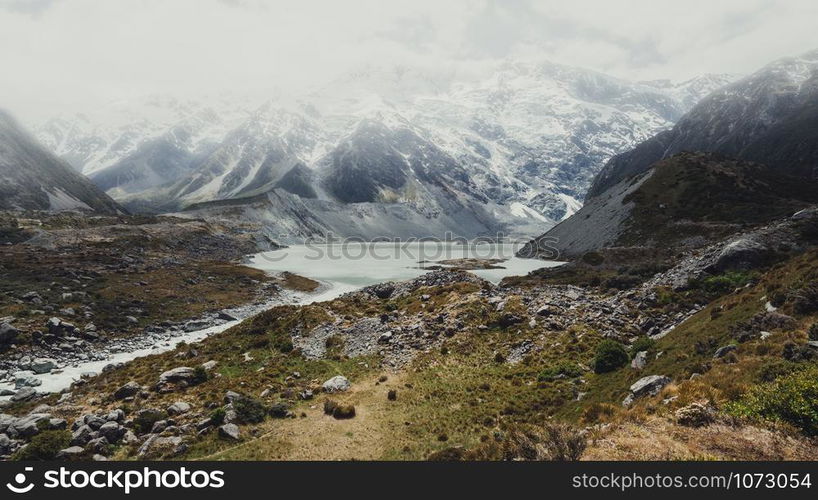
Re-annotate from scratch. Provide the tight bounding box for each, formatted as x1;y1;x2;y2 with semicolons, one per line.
248;242;562;299
0;242;560;398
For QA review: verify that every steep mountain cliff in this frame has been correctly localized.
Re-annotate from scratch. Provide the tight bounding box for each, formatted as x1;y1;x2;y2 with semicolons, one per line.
520;152;818;258
0;111;123;213
588;50;818;199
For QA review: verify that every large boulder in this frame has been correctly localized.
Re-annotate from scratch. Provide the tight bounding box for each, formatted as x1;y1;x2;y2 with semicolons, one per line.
46;317;76;336
14;373;42;389
98;421;126;443
622;375;671;406
0;323;19;345
113;381;141;400
159;367;196;384
710;238;769;272
218;423;240;441
157;367;202;391
167;402;191;416
56;446;87;460
137;435;186;458
0;414;17;434
70;425;94;446
30;358;57;374
322;375;351;393
713;345;737;358
7;413;50;439
630;351;647;370
10;387;37;402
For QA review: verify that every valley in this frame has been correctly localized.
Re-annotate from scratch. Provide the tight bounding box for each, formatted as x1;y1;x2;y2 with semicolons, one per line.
1;48;817;464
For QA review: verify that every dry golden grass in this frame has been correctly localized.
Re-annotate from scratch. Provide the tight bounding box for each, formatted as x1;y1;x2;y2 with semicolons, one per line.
584;416;818;460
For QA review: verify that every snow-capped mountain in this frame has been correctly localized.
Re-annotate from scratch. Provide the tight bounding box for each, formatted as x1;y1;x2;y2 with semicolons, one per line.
589;50;818;199
0;110;122;213
32;61;734;238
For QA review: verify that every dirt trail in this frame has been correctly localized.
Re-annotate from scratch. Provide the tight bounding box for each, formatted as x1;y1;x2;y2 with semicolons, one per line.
205;372;407;461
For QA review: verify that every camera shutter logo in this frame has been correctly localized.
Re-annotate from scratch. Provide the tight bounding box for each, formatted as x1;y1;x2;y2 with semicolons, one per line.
6;466;35;494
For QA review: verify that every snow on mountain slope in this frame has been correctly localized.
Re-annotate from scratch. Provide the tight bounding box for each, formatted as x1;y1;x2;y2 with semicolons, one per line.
32;61;733;238
588;50;818;199
0;110;123;213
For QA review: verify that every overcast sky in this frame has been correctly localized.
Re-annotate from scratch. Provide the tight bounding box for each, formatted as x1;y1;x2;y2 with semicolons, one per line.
1;0;817;123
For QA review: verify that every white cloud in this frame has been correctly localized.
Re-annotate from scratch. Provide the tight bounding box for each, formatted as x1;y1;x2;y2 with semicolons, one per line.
1;0;816;122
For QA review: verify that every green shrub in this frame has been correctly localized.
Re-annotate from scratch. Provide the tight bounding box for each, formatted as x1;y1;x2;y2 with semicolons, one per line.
274;337;294;353
192;365;209;385
727;366;818;435
209;407;227;426
593;339;629;374
792;284;818;315
756;360;803;383
581;251;604;266
629;336;655;357
133;409;167;434
538;361;583;381
233;395;266;424
12;430;71;461
694;271;754;295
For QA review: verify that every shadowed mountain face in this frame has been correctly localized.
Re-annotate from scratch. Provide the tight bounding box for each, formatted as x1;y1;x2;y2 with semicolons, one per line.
520;152;818;258
0;111;123;213
587;50;818;200
319;120;480;205
34;62;733;234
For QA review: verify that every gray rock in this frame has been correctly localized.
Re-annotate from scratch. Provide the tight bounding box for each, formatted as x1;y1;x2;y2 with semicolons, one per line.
711;238;768;272
631;351;647;370
150;420;168;434
113;381;141;400
30;358;57;374
98;421;126;443
17;356;31;370
196;418;213;431
322;375;351;393
14;373;41;389
105;409;125;423
0;433;14;455
48;418;67;430
56;446;86;459
86;436;110;454
0;323;19;345
201;360;218;371
8;413;50;438
70;425;94;446
158;367;196;385
10;387;37;402
218;311;238;322
83;415;106;430
713;345;737;358
623;375;672;406
167;402;191;416
137;435;185;458
121;430;139;445
30;404;52;414
218;423;240;441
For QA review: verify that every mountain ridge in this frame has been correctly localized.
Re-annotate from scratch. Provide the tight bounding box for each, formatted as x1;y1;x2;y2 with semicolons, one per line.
0;110;123;214
587;49;818;200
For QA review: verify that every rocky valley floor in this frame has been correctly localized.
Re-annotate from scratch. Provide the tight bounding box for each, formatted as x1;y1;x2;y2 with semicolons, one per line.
2;208;818;461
